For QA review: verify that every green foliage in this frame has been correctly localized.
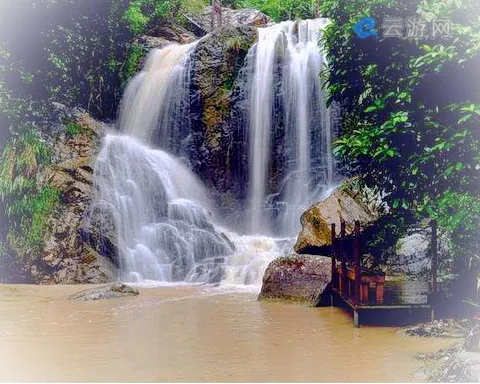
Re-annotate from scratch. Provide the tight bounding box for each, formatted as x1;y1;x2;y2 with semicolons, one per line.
123;0;207;34
124;1;153;34
225;35;251;52
237;0;317;21
65;123;89;137
0;129;51;200
8;186;60;251
121;43;148;85
321;0;480;265
0;0;133;123
0;129;59;256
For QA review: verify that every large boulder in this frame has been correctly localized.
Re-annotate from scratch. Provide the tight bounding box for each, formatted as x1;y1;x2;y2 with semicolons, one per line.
294;187;380;254
69;283;139;301
383;223;451;276
258;254;332;305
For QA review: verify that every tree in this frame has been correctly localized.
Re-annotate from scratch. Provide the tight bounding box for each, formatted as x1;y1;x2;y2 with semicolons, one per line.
320;0;480;288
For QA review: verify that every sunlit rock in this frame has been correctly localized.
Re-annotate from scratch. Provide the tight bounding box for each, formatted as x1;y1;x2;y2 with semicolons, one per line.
294;186;380;254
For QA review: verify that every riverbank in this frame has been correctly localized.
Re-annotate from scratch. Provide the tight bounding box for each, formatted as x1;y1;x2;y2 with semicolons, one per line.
400;319;480;382
0;284;453;382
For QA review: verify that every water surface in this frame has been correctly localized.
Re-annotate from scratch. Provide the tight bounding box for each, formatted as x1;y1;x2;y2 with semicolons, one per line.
0;284;453;382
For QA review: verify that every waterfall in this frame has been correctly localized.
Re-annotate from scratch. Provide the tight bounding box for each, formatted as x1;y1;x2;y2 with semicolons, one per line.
92;43;234;283
90;19;336;285
245;19;333;236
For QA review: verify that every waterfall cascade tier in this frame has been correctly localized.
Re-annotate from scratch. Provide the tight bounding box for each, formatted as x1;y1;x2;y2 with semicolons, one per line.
118;42;196;146
91;19;337;285
92;134;233;283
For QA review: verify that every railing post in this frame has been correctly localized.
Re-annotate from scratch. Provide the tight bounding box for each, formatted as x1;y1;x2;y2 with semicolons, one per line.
354;221;361;305
340;220;347;297
331;223;336;291
431;219;438;293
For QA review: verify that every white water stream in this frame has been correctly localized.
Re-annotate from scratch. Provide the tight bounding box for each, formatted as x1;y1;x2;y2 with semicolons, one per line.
247;18;333;235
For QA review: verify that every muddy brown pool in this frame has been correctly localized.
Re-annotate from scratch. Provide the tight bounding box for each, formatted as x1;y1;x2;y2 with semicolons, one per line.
0;284;454;382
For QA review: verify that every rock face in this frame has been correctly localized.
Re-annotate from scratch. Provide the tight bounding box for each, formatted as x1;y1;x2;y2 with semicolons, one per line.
386;224;450;275
188;25;257;215
188;7;272;33
258;255;332;305
31;110;118;284
69;283;139;301
294;187;380;254
132;24;198;72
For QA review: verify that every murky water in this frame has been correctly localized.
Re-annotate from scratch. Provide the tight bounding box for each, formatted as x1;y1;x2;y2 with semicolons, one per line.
0;284;454;382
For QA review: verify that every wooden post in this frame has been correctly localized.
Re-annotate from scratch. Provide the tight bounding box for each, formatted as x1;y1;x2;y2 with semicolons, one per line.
431;219;438;293
354;309;360;327
340;221;346;297
331;223;336;292
354;221;361;305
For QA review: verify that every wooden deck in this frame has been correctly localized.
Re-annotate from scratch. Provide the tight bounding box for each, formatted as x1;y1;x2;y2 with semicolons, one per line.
330;221;438;327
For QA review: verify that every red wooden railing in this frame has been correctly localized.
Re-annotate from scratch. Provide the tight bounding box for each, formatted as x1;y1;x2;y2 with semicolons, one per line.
331;220;385;306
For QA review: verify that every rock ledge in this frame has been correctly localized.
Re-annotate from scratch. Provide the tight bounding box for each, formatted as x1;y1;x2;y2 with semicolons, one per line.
69;283;139;301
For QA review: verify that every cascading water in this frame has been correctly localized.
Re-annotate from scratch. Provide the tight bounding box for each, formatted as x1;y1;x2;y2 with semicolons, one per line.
93;135;233;283
91;43;234;283
90;19;336;286
245;18;334;236
118;43;196;144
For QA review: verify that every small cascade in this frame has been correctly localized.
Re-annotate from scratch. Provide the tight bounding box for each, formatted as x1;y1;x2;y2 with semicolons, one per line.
222;232;293;286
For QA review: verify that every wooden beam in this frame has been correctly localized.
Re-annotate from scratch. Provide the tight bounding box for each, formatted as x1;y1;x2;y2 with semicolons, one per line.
354;309;360;327
331;223;336;292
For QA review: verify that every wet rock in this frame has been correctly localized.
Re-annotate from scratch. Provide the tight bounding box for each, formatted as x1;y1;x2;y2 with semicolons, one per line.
408;319;480;381
294;186;380;254
151;23;197;44
187;7;272;34
188;25;257;213
418;344;480;382
399;319;468;338
258;254;331;305
69;283;139;301
31;112;119;284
